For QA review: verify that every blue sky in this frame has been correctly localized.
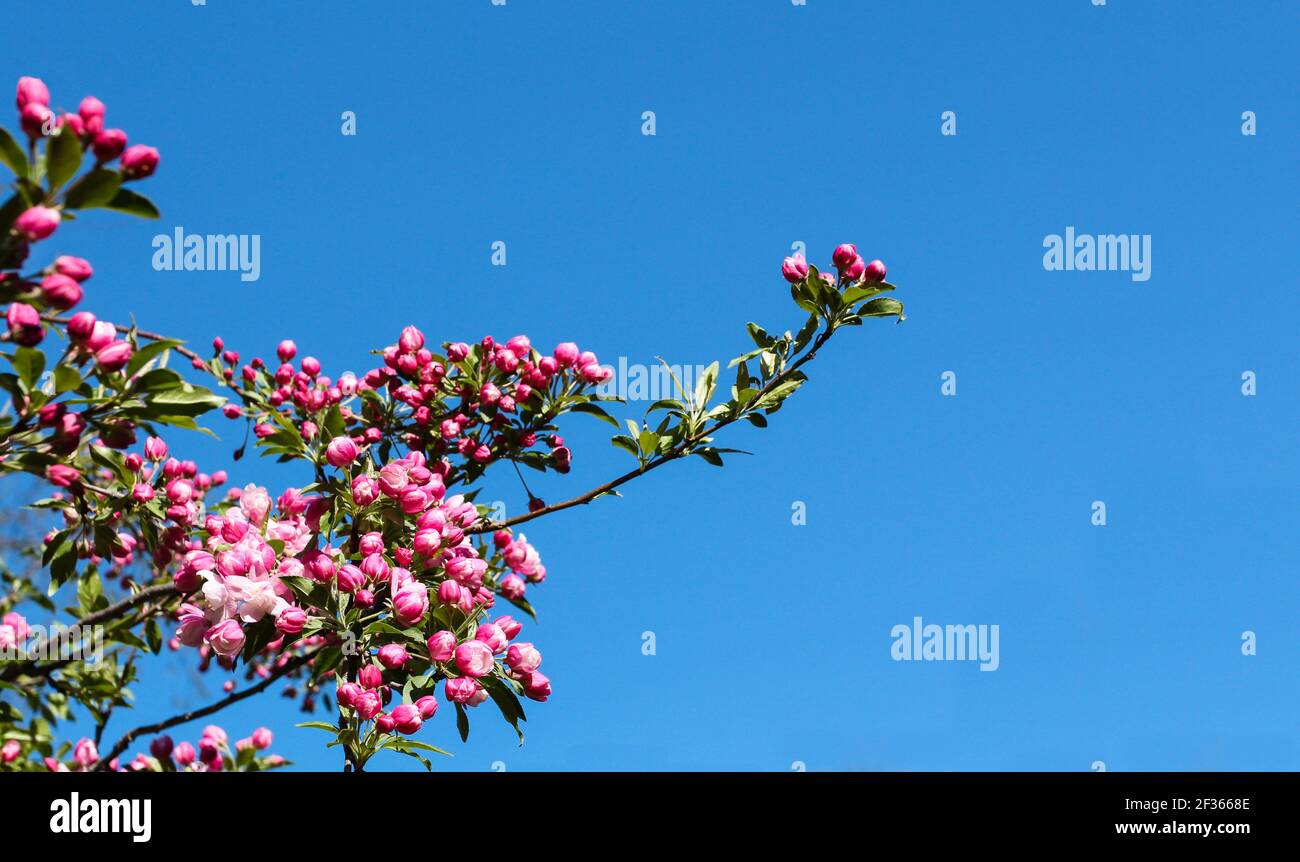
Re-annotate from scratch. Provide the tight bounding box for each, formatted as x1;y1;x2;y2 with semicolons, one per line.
9;0;1298;770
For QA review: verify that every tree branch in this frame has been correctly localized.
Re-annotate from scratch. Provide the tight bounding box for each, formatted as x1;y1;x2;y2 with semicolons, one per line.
42;314;204;363
0;582;178;682
470;326;836;534
93;647;319;771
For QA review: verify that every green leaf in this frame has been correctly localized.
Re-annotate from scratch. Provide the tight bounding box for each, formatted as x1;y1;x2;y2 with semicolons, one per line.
455;703;470;742
53;365;81;395
296;721;339;733
77;572;104;615
793;313;819;353
567;401;619;427
104;187;160;219
63;168;123;210
637;427;661;458
46;125;83;191
0;127;28;179
694;448;724;466
480;675;527;744
9;347;45;389
125;339;181;377
644;398;684;415
390;738;452;757
130;367;185;393
610;435;639;459
142;384;225;416
859;297;905;320
693;360;719;409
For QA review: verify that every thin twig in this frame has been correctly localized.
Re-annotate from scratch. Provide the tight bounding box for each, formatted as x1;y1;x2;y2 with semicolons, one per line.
470;327;836;534
93;647;318;771
41;314;204;363
0;582;178;682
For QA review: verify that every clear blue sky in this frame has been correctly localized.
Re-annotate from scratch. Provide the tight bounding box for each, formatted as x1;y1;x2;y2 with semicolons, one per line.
12;0;1298;771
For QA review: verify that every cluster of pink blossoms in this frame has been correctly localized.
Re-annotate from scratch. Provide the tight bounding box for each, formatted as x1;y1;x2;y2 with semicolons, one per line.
41;434;228;572
218;326;610;475
173;481;321;659
5;77;158;351
782;242;887;287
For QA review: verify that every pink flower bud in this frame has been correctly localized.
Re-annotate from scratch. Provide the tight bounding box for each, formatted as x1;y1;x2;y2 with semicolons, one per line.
392;583;429;627
54;255;93;281
374;713;396;733
73;737;98;768
14;206;60;241
150;735;174;759
437;580;462;605
67;311;96;340
843;256;866;282
398;325;424;353
78;95;105;125
251;727;273;750
352;474;379;506
120;145;160;179
46;464;81;488
205;619;245;658
336;682;361;707
324;435;358;468
144;436;169;462
553;342;580;367
276;339;296;361
832;243;859;269
95;340;133;372
40;273;82;310
781;253;809;284
475;622;508;654
275;606;307;634
173;741;196;766
20;102;53;139
445;677;478;704
506;642;542;673
863;258;887;283
426;630;456;662
391;703;423;734
354;689;382;720
92;128;127;162
493;615;523;639
337;564;365;592
415;694;439;719
1;739;19;763
454;640;494;678
521;670;551;702
358;663;384;689
377;643;409;669
82;320;114;352
15;76;49;109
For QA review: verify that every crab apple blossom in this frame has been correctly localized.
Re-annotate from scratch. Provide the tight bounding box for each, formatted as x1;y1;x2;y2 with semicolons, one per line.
14;206;59;241
120;144;160;179
455;640;495;677
15;76;49;109
781;252;810;283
